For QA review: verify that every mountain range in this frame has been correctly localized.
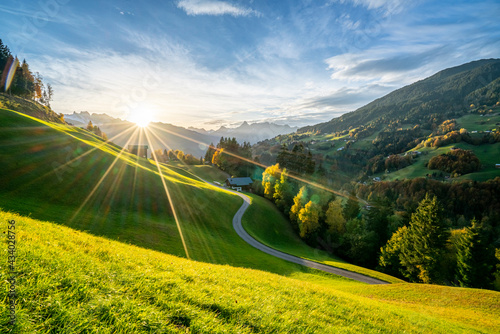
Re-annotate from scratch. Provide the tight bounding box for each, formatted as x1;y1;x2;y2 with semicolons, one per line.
64;112;298;157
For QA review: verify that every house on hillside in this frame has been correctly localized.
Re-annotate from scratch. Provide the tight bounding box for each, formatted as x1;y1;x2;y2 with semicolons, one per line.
225;177;253;191
495;164;500;169
128;145;149;158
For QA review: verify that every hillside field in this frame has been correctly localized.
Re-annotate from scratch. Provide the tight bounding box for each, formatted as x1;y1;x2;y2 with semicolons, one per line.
1;210;499;333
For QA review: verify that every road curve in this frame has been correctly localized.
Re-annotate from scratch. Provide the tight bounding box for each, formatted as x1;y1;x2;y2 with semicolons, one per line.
230;191;388;285
194;175;389;285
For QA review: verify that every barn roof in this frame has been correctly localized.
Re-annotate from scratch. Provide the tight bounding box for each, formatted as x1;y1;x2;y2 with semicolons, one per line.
226;177;253;186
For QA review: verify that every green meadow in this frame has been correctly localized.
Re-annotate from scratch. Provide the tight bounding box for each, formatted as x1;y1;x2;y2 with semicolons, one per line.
1;107;500;332
2;210;500;333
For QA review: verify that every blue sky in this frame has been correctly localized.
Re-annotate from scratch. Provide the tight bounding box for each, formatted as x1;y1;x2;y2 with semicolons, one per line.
1;0;499;129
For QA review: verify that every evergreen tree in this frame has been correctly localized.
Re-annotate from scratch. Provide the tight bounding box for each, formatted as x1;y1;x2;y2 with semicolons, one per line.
0;39;12;79
402;194;447;283
204;143;215;163
455;219;496;289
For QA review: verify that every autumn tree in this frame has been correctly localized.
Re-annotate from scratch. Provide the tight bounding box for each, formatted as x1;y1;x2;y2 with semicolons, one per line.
298;201;320;239
262;163;281;200
273;168;294;213
290;186;308;227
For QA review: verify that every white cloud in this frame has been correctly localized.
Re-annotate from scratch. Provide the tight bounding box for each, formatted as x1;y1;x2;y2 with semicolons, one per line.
177;0;260;17
29;33;333;129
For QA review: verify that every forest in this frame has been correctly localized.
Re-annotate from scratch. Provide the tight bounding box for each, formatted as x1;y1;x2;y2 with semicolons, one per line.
254;163;499;289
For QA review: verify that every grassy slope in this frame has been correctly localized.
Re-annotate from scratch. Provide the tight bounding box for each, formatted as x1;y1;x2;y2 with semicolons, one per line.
241;194;403;284
1;210;499;333
383;142;500;182
0;108;338;279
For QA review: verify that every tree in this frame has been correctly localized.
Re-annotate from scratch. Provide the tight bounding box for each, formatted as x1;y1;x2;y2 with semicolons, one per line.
204;143;215;163
379;226;410;277
262;164;280;200
366;200;392;248
290;186;308;227
344;218;378;267
325;198;346;235
380;194;447;283
455;219;496;289
273;168;293;213
87;121;94;131
343;191;360;220
46;83;53;107
298;201;320;238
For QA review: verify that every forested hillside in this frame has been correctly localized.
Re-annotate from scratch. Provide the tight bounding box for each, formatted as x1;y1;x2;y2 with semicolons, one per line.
300;59;500;134
247;59;500;290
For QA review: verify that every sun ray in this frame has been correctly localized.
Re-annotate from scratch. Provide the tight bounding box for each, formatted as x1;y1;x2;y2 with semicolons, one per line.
69;126;142;223
147;123;362;203
143;127;190;259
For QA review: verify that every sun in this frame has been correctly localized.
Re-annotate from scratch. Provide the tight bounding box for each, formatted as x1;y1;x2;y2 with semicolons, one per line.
129;110;153;128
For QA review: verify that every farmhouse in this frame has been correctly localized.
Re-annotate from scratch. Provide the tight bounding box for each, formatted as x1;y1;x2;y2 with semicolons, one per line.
225;177;253;191
128;145;149;158
496;164;500;169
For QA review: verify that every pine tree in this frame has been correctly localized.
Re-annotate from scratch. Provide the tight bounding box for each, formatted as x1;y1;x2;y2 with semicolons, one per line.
401;194;447;283
455;219;496;289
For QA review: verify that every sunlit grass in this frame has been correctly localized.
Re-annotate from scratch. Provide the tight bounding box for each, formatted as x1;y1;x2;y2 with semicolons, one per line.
1;210;499;333
0;108;350;278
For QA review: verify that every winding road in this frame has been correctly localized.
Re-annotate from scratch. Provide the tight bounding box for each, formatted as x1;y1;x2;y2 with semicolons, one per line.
195;173;389;285
230;190;388;285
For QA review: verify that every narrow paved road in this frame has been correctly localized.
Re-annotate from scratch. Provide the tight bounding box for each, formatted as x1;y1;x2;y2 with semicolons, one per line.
196;175;389;285
230;191;388;285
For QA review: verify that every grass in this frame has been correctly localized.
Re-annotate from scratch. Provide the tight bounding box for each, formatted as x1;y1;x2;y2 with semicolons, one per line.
1;210;499;333
456;112;500;132
2;106;500;332
167;161;230;184
382;142;500;182
0;108;343;279
241;193;404;284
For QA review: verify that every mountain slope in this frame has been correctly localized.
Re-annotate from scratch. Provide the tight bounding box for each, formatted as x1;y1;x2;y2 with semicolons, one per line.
301;58;500;134
2;209;499;333
1;107;370;279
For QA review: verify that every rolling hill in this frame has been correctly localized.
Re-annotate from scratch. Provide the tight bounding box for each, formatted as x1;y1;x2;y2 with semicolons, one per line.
0;105;394;281
2;99;500;332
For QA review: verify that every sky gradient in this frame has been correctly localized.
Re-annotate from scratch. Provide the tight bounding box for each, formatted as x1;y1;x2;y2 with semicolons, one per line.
1;0;499;129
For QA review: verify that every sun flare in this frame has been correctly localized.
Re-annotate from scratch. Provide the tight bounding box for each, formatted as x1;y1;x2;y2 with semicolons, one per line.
129;110;153;128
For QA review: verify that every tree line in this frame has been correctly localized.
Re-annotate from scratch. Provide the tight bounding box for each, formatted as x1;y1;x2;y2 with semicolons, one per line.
258;165;499;288
205;137;253;176
0;39;53;106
